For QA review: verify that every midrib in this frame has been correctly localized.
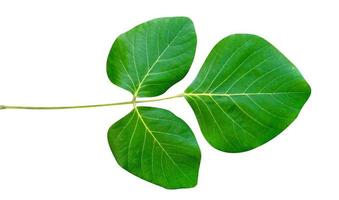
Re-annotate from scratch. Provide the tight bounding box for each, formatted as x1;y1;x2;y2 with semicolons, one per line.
184;91;307;97
134;24;186;96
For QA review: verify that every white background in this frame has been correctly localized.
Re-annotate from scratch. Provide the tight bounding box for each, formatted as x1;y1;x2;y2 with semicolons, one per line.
0;0;338;199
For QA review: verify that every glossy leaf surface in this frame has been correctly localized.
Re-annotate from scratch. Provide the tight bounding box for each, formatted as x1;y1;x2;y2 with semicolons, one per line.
108;106;201;189
185;34;311;152
107;17;197;97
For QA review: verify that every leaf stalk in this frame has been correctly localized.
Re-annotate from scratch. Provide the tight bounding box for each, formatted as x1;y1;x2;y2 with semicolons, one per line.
0;93;184;110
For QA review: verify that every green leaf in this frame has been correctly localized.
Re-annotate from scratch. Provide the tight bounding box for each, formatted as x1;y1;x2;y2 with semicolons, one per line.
107;17;197;97
185;34;311;153
107;106;201;189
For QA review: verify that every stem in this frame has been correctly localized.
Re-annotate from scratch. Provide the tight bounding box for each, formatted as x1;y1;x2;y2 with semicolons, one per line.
136;93;183;104
0;93;184;110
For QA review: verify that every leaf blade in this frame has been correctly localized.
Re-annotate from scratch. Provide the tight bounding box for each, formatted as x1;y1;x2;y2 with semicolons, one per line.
185;34;311;152
107;17;197;97
108;106;201;189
